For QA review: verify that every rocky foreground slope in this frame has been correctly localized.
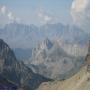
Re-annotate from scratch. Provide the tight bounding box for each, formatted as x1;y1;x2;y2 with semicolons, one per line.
37;66;90;90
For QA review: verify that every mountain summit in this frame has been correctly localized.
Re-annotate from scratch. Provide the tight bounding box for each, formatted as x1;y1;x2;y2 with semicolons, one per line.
40;38;53;50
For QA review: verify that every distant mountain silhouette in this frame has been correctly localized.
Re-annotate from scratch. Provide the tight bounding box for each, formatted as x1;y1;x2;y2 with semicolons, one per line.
0;22;89;49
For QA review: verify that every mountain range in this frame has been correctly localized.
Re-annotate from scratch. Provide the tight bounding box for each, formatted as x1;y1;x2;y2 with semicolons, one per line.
0;22;89;49
0;22;89;80
0;22;89;60
0;22;90;89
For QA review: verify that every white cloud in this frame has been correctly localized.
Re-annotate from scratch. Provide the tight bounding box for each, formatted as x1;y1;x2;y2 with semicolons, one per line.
1;6;6;14
0;5;21;24
8;12;14;20
71;0;90;33
71;0;88;12
37;9;56;24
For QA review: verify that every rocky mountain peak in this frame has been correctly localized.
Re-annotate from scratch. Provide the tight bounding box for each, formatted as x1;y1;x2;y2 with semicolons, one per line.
40;38;53;50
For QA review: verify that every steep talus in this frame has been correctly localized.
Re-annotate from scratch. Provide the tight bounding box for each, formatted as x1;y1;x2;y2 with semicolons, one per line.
38;66;90;90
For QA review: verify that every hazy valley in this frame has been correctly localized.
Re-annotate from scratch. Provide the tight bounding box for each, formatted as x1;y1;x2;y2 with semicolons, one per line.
0;0;90;89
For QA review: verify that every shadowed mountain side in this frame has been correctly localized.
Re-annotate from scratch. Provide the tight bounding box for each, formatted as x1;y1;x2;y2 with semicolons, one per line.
0;39;51;90
0;74;18;89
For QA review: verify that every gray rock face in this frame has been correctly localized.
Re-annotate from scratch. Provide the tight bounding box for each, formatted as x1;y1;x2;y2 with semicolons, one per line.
29;39;84;80
0;39;51;90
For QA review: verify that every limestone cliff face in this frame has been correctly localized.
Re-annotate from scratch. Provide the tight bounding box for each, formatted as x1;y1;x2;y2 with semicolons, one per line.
0;39;50;90
37;66;90;90
30;38;84;80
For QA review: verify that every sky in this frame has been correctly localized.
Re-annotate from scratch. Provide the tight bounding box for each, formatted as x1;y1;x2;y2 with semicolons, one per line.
0;0;73;26
0;0;90;31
